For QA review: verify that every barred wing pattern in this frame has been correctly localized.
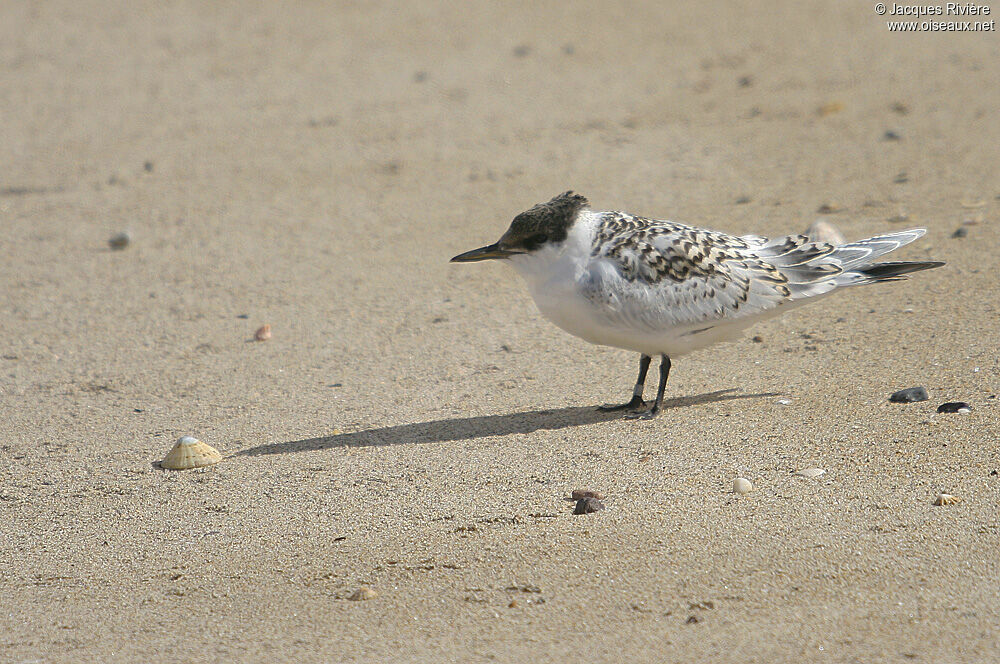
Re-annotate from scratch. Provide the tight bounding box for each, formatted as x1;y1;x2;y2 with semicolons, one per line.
580;212;928;334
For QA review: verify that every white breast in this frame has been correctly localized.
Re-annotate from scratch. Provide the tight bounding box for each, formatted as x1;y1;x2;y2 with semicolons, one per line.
506;211;768;356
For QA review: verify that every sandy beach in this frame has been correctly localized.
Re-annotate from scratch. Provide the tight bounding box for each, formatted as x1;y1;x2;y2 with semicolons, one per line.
2;2;999;662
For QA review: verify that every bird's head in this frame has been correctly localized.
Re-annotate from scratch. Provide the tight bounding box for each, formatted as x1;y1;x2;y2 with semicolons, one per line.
450;191;589;263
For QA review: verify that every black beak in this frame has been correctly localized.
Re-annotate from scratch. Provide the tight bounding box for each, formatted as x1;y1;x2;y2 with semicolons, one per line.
450;242;519;262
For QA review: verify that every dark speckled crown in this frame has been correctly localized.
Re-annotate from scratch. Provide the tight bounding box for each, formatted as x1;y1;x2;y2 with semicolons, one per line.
503;191;589;245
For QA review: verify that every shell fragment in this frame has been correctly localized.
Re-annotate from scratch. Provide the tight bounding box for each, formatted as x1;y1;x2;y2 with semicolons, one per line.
161;436;223;470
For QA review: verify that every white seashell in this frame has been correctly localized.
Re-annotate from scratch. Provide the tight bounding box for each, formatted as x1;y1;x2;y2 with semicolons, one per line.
254;324;271;341
733;477;754;494
803;220;846;246
161;436;222;470
933;493;961;506
776;398;792;405
794;468;826;479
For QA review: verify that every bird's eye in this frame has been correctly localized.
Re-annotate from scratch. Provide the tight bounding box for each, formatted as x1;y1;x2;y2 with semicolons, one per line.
524;233;548;249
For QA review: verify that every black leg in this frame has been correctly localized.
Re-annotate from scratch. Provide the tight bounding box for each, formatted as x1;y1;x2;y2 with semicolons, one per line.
625;355;671;420
598;354;651;412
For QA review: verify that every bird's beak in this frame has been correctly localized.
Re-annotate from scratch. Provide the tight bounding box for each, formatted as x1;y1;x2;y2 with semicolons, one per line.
450;242;518;262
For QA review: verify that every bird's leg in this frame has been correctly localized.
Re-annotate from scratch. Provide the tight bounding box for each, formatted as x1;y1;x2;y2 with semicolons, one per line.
625;355;671;420
598;354;651;412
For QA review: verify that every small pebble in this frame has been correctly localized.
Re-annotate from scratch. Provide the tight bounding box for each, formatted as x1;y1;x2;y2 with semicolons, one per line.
348;586;377;601
894;171;909;184
891;101;909;115
794;468;826;479
108;231;131;250
752;335;764;343
776;398;792;405
883;129;902;141
889;387;928;403
571;489;605;501
816;203;842;215
937;402;972;414
254;324;272;341
951;227;968;238
734;196;752;205
733;477;753;494
932;493;961;506
573;497;605;515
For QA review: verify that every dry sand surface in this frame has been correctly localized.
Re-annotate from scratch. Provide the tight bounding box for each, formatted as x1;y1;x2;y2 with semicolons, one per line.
2;2;999;662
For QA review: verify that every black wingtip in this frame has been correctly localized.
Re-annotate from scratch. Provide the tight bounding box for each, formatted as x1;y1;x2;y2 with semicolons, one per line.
860;260;945;280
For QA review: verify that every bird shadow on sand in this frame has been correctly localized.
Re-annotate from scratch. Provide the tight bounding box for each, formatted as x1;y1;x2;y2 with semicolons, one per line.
238;388;779;457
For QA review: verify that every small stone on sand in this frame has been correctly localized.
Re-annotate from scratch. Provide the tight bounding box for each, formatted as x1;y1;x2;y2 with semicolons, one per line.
889;387;928;403
733;477;753;494
573;497;605;515
937;402;972;414
108;231;131;250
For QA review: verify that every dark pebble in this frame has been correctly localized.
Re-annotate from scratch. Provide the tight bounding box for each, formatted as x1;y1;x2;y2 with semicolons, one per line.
686;615;700;624
883;129;902;141
108;231;131;250
951;227;968;238
937;402;971;413
573;497;605;515
571;489;605;501
889;387;928;403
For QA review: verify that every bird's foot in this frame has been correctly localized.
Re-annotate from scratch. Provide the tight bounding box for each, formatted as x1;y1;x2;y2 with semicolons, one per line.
624;406;660;420
597;395;645;412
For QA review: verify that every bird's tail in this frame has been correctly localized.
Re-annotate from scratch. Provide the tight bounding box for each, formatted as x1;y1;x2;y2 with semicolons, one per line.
829;229;944;284
756;228;944;299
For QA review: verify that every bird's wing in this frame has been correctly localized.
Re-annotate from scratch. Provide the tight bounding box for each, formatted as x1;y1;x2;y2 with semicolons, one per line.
580;214;794;331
